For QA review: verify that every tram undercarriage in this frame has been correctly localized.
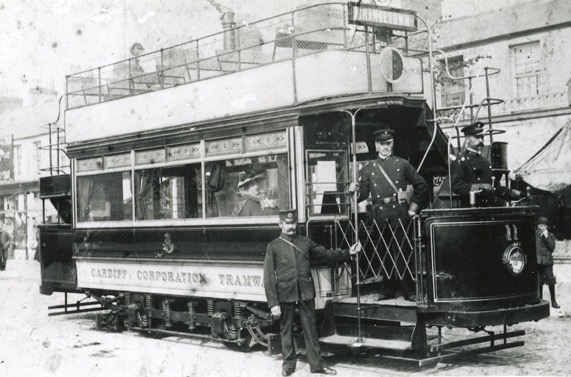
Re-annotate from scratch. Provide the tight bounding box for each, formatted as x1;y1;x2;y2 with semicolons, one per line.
72;285;547;367
87;291;277;352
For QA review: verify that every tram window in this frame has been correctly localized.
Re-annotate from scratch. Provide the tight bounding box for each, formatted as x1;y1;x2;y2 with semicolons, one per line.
304;118;348;149
205;153;289;218
306;151;348;216
134;163;202;220
77;172;132;222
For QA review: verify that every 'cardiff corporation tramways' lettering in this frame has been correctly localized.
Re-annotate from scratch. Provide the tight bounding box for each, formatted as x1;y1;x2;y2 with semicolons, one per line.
218;274;264;287
92;268;129;280
91;268;207;285
90;268;263;289
137;270;206;284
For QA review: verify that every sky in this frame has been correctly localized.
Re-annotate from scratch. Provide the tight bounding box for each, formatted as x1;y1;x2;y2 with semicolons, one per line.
0;0;322;101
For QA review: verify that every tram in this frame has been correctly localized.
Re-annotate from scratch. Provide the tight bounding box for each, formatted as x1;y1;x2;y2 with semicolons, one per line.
38;2;549;365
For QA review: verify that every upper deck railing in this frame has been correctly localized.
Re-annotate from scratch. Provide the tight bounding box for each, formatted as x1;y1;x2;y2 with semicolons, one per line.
66;3;370;110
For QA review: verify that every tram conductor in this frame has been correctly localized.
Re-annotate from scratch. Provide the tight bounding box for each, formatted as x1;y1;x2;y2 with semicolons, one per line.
451;122;524;207
263;209;361;376
349;128;428;301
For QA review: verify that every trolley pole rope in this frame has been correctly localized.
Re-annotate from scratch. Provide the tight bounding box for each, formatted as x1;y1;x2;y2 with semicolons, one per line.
344;109;363;345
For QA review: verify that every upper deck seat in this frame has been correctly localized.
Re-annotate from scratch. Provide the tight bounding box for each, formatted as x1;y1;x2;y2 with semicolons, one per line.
156;64;187;87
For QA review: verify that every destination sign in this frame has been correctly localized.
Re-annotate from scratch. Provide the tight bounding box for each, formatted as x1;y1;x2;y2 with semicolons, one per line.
348;2;417;32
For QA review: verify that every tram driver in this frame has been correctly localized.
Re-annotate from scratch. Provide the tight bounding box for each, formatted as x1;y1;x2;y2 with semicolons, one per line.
349;128;428;301
451;122;524;207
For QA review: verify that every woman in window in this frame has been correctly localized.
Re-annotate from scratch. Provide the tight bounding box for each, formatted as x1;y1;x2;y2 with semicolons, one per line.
232;165;265;217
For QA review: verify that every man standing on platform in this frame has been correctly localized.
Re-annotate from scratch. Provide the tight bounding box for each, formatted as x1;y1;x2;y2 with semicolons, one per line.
349;128;428;301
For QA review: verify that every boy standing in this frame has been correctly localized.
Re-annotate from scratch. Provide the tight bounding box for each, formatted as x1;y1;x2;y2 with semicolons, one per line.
536;216;560;309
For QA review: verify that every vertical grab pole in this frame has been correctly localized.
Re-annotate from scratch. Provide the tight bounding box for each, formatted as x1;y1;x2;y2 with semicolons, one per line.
344;109;363;345
484;67;494;144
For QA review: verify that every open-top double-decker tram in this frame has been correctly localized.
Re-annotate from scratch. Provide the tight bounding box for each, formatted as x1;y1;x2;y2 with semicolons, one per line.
39;2;549;366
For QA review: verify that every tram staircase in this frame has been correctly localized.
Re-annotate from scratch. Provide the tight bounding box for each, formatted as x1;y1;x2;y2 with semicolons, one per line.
320;219;427;351
436;61;508;197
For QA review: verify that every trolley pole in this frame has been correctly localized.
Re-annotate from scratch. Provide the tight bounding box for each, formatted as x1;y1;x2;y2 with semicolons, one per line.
344;109;363;345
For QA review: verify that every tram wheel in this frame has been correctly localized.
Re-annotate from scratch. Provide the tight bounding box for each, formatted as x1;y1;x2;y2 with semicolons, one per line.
96;310;123;332
137;313;166;339
223;329;255;352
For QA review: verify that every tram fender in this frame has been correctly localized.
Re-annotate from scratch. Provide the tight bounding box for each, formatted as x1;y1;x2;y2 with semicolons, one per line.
434;300;550;327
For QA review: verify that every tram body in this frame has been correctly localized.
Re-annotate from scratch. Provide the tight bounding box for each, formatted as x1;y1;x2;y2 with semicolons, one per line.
38;3;548;364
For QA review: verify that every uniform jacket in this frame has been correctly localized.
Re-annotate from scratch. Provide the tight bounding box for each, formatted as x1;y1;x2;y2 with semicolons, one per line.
451;149;518;206
536;229;556;265
356;155;428;207
451;150;493;196
263;234;350;308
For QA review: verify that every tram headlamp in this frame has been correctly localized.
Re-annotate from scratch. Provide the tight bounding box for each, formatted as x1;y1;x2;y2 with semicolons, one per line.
502;244;526;276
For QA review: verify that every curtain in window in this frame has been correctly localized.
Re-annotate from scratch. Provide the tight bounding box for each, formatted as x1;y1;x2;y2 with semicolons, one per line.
136;170;155;220
77;177;94;222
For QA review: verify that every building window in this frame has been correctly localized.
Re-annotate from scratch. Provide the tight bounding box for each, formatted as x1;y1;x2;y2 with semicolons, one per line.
512;41;542;98
34;141;41;175
13;145;21;179
440;56;465;108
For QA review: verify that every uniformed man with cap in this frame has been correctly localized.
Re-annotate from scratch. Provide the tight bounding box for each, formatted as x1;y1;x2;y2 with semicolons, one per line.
451;122;524;207
349;128;428;301
263;209;361;376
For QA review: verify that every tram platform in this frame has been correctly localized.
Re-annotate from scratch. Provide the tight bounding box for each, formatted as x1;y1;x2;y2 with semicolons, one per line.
339;293;417;307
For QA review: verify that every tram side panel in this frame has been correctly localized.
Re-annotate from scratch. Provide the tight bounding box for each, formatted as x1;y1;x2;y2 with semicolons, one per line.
38;175;77;295
71;224;351;308
38;225;78;295
72;226;279;302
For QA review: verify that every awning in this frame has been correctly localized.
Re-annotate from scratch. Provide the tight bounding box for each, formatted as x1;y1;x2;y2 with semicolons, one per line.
514;121;571;192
